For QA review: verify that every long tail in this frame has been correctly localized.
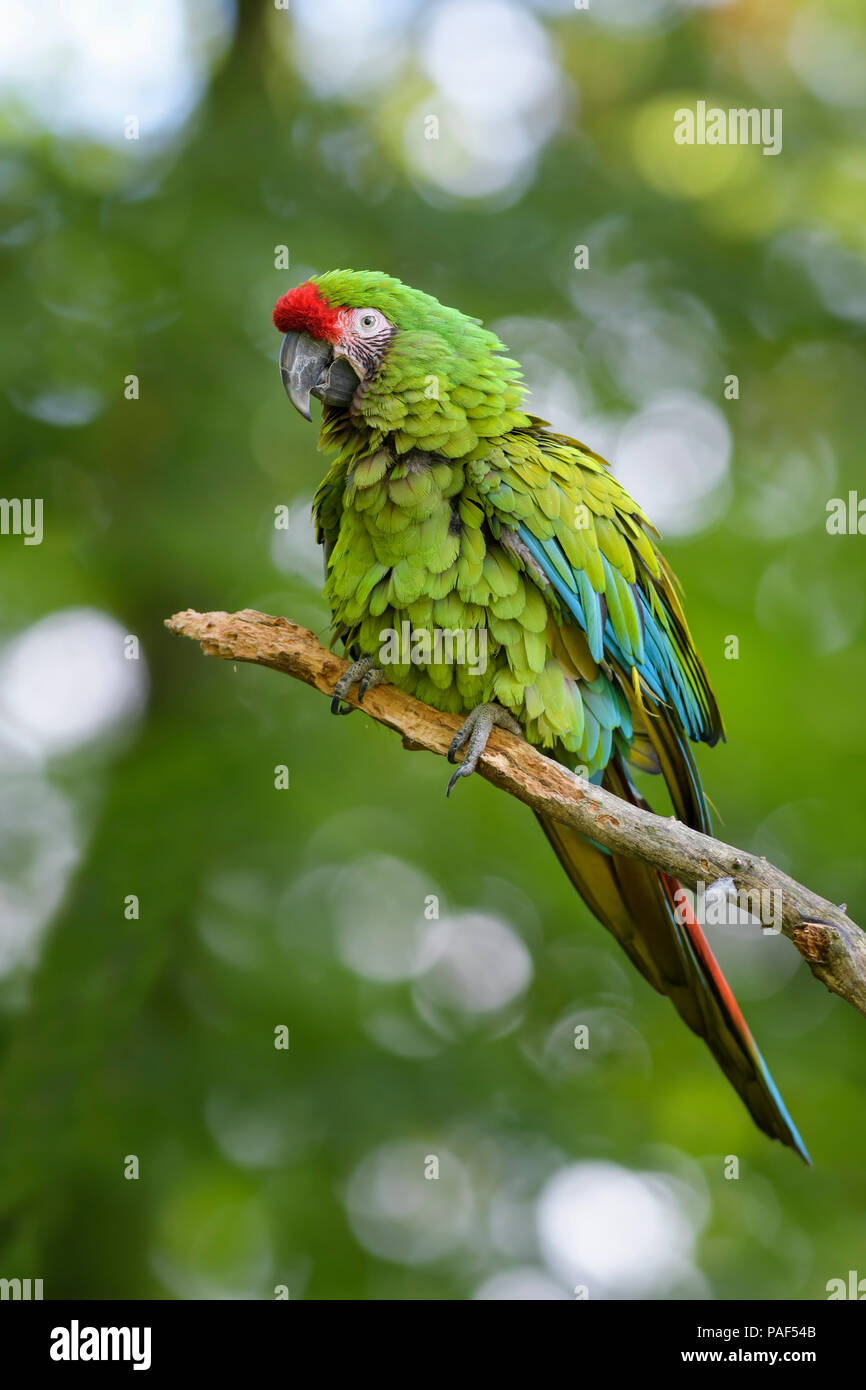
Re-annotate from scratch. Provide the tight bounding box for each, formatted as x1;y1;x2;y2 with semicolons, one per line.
537;754;810;1163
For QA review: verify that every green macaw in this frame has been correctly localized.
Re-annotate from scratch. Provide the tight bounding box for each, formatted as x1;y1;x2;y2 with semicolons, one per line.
273;269;808;1163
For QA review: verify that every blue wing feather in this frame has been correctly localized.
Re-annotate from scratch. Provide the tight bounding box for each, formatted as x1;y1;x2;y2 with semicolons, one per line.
517;522;710;744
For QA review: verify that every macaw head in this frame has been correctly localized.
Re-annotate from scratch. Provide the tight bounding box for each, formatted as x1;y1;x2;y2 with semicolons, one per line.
273;269;530;457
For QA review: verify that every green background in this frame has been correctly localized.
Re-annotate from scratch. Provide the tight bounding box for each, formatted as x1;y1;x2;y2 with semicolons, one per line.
1;0;864;1299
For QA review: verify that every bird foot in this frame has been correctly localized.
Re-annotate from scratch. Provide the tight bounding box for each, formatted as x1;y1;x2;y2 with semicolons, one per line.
330;656;387;714
446;701;523;797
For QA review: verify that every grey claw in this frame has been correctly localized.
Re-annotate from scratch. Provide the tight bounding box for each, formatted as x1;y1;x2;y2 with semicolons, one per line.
358;667;386;703
446;764;473;797
444;702;523;795
330;656;385;715
446;728;468;764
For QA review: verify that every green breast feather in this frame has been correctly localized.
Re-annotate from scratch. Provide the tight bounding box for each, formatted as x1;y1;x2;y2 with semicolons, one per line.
316;417;720;779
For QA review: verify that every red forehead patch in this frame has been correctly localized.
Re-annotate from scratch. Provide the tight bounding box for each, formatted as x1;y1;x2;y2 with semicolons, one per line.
273;281;342;341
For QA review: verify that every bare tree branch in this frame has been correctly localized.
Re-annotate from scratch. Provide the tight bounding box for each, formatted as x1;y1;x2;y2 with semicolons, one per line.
165;606;866;1018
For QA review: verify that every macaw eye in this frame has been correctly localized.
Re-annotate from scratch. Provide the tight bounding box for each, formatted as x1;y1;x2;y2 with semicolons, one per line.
356;309;385;336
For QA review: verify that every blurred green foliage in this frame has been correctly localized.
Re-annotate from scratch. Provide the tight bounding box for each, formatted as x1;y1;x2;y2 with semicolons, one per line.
0;0;865;1300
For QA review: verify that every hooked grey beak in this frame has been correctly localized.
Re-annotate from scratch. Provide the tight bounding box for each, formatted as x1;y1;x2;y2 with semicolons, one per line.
279;331;360;420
